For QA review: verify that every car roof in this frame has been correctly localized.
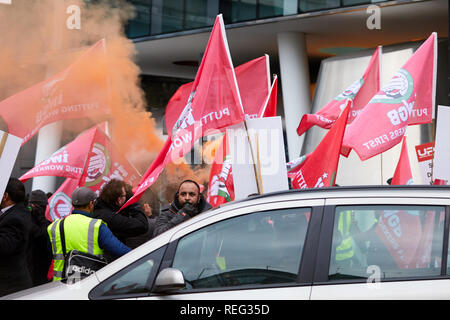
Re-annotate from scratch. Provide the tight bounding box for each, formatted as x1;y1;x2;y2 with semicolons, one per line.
94;184;450;282
217;185;450;209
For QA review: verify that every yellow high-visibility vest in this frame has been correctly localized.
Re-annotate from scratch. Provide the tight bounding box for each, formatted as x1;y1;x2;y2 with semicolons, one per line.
47;213;105;281
336;211;354;261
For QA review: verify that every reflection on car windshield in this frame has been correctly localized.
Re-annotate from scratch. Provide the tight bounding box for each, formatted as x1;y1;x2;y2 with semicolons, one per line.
329;205;445;281
172;208;311;289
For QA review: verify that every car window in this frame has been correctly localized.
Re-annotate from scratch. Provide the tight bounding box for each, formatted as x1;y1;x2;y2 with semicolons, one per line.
329;205;445;281
90;246;166;299
172;208;310;290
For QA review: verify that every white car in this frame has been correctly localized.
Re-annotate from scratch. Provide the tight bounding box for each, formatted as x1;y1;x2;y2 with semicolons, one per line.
4;185;450;300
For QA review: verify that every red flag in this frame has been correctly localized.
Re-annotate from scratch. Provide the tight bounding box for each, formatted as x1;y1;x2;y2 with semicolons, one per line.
164;82;193;136
19;126;98;182
20;123;140;191
375;210;422;269
410;210;436;268
239;55;271;119
297;46;381;136
0;39;110;145
165;55;269;135
291;100;350;189
38;124;140;221
206;74;277;207
121;14;245;211
78;128;141;193
342;33;437;160
168;13;244;157
120;138;171;211
391;136;413;185
259;75;278;118
286;153;310;179
207;134;234;207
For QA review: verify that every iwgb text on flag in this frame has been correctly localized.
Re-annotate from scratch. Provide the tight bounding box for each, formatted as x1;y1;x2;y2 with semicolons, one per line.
342;33;437;160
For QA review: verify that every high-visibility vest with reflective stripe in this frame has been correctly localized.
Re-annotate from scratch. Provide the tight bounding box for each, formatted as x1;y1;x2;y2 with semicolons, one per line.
47;214;105;281
336;211;354;261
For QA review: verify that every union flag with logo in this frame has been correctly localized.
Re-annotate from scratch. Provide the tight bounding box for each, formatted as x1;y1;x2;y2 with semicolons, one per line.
342;33;437;160
296;46;381;136
19;126;98;182
78;128;141;194
33;124;140;221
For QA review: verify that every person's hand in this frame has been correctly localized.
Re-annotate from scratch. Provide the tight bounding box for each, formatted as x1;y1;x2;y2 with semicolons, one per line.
181;202;197;217
143;203;152;217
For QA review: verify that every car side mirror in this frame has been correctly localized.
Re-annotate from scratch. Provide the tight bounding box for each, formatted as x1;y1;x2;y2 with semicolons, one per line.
153;268;186;293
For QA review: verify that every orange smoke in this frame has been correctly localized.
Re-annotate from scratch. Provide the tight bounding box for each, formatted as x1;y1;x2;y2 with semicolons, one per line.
0;0;212;201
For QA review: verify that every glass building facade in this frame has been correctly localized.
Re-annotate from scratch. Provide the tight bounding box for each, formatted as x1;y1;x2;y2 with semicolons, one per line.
125;0;389;39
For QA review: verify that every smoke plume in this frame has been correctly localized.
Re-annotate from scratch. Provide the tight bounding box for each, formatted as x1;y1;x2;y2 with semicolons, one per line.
0;0;213;206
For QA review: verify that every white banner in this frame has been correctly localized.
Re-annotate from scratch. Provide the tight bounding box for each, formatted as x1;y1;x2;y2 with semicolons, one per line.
432;105;450;183
227;116;289;200
0;130;23;199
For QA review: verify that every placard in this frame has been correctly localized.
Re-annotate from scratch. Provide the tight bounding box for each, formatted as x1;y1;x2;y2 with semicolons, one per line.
415;142;434;185
432;106;450;183
0;130;23;199
227;117;289;200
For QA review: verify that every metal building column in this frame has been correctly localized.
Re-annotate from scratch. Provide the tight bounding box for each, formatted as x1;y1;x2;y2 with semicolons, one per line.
277;32;311;161
31;123;63;193
31;0;64;193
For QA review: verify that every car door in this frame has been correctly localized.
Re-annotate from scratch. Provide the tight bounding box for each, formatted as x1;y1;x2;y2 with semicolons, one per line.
145;198;324;300
310;196;450;299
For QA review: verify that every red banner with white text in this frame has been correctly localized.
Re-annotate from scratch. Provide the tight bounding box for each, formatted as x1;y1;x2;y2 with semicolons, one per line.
165;55;269;136
121;14;245;210
0;39;110;145
341;33;437;160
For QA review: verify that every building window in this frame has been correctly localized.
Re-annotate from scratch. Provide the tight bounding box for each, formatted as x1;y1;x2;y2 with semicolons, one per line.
125;0;151;38
299;0;341;12
230;0;257;23
124;0;386;39
185;0;217;29
259;0;285;18
342;0;374;6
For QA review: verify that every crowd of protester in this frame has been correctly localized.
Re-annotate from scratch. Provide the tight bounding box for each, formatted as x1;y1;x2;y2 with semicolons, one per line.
0;177;210;297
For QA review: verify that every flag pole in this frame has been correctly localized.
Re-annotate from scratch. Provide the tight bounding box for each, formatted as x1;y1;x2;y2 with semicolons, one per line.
381;153;384;185
78;127;99;188
0;132;8;159
254;132;264;194
219;13;262;194
243;120;263;194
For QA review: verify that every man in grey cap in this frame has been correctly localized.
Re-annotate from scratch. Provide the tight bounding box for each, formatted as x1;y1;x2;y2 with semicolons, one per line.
47;187;131;281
